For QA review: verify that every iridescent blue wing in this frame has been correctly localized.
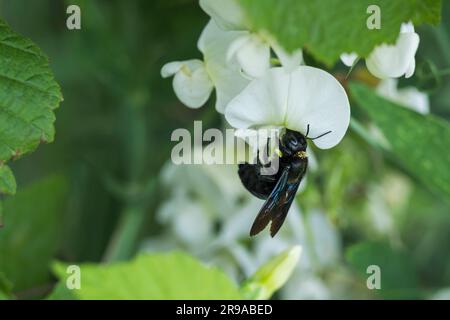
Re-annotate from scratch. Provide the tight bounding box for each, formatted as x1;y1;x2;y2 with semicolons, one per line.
249;165;290;237
269;180;300;237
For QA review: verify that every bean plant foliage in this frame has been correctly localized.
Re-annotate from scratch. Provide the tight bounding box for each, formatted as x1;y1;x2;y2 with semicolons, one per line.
0;19;63;196
0;0;448;300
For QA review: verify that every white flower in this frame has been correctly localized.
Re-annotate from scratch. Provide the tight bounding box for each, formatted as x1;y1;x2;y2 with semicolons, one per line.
161;60;213;108
199;0;247;31
225;67;351;149
200;0;303;78
161;20;250;112
376;79;429;114
341;22;419;79
340;52;358;67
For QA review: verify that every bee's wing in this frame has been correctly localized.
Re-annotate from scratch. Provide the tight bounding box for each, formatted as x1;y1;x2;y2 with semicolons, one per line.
269;180;300;237
250;165;290;237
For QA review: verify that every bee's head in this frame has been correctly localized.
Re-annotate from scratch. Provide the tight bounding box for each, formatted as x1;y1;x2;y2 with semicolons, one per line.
280;129;307;156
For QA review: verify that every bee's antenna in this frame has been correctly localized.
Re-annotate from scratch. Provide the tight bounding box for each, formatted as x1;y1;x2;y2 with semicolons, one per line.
310;130;332;140
305;124;310;138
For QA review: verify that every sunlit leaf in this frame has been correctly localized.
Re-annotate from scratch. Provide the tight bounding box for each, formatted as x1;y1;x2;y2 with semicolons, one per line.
241;246;301;300
51;251;243;300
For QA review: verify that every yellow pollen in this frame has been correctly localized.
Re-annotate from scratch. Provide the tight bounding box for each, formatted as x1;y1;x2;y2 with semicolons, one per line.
295;151;307;159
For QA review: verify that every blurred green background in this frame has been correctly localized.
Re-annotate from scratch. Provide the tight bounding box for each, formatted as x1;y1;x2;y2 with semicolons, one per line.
0;0;449;299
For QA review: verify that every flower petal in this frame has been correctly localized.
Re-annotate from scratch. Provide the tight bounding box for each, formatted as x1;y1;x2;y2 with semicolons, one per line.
272;42;304;71
404;57;416;78
285;67;350;149
228;34;271;78
400;21;415;33
366;32;419;79
225;67;350;149
199;0;246;30
340;52;358;67
377;79;429;114
198;20;250;112
161;61;183;78
225;68;290;129
162;59;213;109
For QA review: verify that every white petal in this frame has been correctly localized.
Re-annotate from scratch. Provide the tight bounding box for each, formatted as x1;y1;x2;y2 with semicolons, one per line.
225;68;290;128
198;20;250;112
400;21;415;33
340;52;358;67
272;42;304;71
163;59;214;109
405;57;416;78
225;67;350;149
161;61;183;78
228;34;271;78
377;79;429;114
366;32;419;79
285;67;350;149
397;87;429;114
199;0;246;30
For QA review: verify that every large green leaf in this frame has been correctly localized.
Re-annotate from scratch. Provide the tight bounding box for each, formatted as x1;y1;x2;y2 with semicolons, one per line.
351;83;450;203
239;0;441;66
0;175;68;292
51;251;242;300
0;19;62;194
346;242;420;299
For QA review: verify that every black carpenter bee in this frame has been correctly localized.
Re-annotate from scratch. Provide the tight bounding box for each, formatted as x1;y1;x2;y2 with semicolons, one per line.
238;125;331;237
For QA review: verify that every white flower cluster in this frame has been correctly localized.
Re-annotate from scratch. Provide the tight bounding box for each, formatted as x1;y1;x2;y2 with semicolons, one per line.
162;0;351;151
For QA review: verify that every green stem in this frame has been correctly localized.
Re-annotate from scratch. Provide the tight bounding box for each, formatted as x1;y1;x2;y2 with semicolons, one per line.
104;97;149;262
103;204;147;261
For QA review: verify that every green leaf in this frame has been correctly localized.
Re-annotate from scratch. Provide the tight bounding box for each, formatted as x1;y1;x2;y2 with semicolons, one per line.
350;83;450;203
52;251;243;300
346;242;420;299
241;246;301;300
0;19;63;193
0;175;68;292
239;0;442;66
46;282;76;300
0;165;16;195
412;0;442;25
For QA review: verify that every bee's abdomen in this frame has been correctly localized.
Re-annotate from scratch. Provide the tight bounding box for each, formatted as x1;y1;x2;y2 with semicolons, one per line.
238;163;277;200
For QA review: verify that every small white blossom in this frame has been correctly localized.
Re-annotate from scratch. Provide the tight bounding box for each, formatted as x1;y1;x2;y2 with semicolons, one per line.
341;22;419;79
161;20;250;112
